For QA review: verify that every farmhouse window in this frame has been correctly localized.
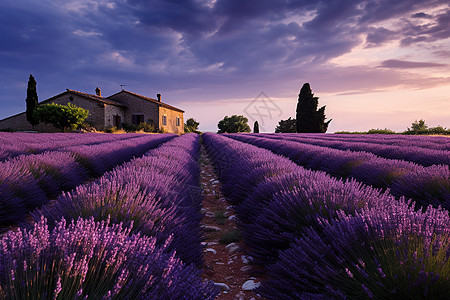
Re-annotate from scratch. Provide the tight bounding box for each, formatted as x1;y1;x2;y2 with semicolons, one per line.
162;115;167;126
132;114;144;125
176;117;181;126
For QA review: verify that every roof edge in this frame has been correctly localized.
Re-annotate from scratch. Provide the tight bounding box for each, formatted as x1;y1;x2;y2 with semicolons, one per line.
108;90;184;113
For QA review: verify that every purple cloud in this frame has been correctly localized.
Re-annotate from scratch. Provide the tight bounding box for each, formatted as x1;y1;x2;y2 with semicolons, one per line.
412;12;433;19
365;27;398;47
0;0;449;124
380;59;447;69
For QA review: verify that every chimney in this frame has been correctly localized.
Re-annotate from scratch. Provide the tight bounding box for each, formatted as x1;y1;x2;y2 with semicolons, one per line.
95;87;101;97
157;93;161;102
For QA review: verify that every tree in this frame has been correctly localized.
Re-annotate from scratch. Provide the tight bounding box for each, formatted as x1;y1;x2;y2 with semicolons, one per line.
34;102;89;132
184;118;200;133
26;74;39;129
217;115;251;133
411;119;428;132
404;119;428;135
296;83;331;133
253;121;259;133
275;117;296;133
428;125;449;135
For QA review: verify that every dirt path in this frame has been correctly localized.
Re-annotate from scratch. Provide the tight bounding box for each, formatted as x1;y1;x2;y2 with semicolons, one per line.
199;145;265;300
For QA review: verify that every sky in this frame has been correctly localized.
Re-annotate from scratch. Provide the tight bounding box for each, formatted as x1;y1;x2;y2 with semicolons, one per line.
1;0;449;133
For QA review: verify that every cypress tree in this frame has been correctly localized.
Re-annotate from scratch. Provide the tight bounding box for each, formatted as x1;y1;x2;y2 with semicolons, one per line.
253;120;259;133
26;74;39;129
296;83;331;133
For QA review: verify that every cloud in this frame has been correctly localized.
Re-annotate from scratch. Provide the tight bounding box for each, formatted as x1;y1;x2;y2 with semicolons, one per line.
1;0;450;124
365;27;398;47
433;50;450;58
400;7;450;46
379;59;447;69
73;29;103;37
411;12;433;19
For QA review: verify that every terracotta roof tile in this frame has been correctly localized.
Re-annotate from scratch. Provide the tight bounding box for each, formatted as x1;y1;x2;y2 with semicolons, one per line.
39;89;126;108
65;89;126;107
108;90;185;113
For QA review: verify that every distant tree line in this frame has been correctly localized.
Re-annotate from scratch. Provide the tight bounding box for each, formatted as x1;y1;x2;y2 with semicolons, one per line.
335;120;449;135
215;83;331;134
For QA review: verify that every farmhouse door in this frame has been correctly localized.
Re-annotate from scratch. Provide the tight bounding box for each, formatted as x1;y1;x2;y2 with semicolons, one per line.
113;115;121;128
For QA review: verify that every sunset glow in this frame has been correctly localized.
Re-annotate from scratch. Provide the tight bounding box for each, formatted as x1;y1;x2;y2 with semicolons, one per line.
1;0;449;132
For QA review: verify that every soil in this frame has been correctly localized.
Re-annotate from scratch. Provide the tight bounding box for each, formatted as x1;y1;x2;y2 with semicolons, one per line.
199;145;267;300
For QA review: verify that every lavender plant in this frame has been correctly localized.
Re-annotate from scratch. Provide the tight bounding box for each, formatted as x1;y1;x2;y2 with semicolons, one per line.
227;134;449;211
240;178;402;264
0;132;148;162
0;134;174;227
258;133;450;166
204;133;418;267
0;166;46;226
0;216;218;299
29;134;204;266
259;204;450;299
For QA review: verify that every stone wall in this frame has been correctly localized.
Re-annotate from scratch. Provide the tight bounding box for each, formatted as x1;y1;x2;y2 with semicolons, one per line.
104;104;125;128
0;90;184;133
0;112;59;132
108;92;159;128
159;106;184;134
0;93;112;131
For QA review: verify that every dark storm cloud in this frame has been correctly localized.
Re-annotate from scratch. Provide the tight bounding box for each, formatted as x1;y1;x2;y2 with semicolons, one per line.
0;0;449;119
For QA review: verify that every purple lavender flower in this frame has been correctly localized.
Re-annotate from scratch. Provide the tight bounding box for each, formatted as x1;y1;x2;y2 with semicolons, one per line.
0;216;218;299
1;134;175;227
29;133;204;266
226;133;449;210
259;204;450;299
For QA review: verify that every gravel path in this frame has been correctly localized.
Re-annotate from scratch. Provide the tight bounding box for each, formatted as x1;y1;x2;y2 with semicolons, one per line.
199;145;266;300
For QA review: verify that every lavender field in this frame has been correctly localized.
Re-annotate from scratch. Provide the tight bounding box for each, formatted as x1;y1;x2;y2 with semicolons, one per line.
1;132;449;299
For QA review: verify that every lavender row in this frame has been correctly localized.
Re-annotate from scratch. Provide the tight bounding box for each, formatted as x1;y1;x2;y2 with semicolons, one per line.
1;133;219;299
255;133;449;167
0;134;175;227
278;133;450;150
262;203;450;299
0;132;146;162
228;134;450;210
203;133;450;299
0;217;217;299
30;133;205;266
203;133;403;264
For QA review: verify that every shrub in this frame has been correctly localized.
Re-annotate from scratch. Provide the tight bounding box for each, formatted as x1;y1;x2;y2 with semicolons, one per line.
137;122;155;133
367;128;396;134
34;102;89;132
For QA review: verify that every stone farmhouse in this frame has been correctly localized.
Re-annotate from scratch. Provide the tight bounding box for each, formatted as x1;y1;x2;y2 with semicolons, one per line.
0;88;184;134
